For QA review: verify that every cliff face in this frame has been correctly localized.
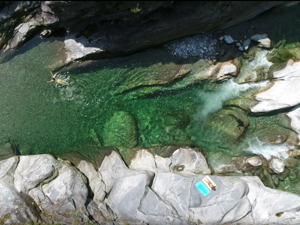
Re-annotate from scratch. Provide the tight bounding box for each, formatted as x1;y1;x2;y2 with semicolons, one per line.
0;1;294;59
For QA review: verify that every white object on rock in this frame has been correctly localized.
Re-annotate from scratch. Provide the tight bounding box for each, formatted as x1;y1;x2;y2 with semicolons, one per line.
224;35;234;44
251;33;271;48
268;157;285;173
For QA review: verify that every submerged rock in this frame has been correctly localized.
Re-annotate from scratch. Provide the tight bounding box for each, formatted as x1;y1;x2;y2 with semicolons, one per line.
103;111;138;149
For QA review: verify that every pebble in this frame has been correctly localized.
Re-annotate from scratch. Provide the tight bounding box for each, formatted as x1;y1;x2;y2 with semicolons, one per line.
224;35;234;44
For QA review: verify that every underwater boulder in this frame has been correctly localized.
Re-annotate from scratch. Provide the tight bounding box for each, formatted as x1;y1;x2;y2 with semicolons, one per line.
103;111;138;148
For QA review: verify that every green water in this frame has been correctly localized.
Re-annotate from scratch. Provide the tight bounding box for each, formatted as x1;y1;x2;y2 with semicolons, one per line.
0;40;202;159
0;36;297;164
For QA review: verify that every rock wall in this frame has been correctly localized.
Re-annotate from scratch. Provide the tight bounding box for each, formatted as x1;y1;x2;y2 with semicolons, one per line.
0;1;297;61
1;147;300;224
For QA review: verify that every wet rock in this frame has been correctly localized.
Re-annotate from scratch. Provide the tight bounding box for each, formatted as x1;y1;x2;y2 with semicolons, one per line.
268;157;285;174
272;175;280;186
289;168;298;181
0;143;15;161
252;59;300;112
277;169;289;181
199;107;249;151
103;111;138;149
235;47;273;83
224;35;234;44
14;155;56;194
40;29;52;38
251;33;271;49
284;157;298;168
246;156;262;167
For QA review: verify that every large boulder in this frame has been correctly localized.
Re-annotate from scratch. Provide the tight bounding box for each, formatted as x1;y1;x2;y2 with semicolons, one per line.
14;154;56;193
251;59;300;113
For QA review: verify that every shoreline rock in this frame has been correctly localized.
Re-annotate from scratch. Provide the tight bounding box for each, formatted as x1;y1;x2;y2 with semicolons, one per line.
1;148;300;224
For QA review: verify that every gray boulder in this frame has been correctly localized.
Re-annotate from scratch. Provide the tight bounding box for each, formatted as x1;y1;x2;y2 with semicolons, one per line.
14;154;56;193
29;159;90;224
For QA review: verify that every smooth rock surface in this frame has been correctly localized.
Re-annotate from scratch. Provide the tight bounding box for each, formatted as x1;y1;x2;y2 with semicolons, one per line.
269;157;285;174
14;154;56;193
251;59;300;112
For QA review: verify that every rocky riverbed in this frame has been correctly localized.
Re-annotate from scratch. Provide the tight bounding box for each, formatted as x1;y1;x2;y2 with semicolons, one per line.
1;146;300;224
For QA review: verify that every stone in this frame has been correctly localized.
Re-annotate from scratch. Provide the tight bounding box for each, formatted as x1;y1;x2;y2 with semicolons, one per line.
239;46;244;51
216;60;238;80
105;173;153;223
64;38;103;63
155;155;171;172
0;156;19;179
246;156;263;167
129;149;157;172
287;106;300;145
268;157;285;174
251;59;300;112
36;159;90;224
86;199;104;224
243;39;251;50
224;35;234;44
14;154;56;193
76;159;106;202
98;150;153;193
251;33;272;48
284;157;298;168
0;181;40;224
169;147;211;175
0;143;15;161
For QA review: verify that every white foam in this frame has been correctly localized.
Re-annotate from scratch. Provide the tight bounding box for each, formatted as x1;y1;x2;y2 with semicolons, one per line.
244;137;294;160
196;79;270;119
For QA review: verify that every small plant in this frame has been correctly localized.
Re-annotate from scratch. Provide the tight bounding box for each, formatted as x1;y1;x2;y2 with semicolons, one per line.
131;3;142;13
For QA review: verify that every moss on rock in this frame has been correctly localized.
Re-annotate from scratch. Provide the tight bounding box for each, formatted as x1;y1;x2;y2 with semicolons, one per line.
103;111;138;148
